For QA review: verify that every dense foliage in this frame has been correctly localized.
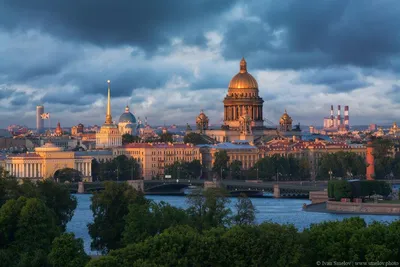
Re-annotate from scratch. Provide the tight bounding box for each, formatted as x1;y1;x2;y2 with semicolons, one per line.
183;132;209;145
92;155;141;181
317;151;366;180
248;154;311;181
0;171;88;267
88;181;148;254
87;217;400;267
212;150;230;179
372;138;400;179
328;180;392;200
122;133;141;144
54;168;83;183
164;160;202;179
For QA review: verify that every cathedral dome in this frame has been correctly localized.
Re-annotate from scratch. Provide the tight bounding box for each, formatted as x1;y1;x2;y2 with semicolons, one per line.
228;58;258;89
119;106;136;123
280;110;293;123
196;110;209;123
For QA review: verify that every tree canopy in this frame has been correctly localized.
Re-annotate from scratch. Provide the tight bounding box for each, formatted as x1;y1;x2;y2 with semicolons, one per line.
165;160;202;179
92;155;141;181
54;168;83;183
183;132;209;145
122;133;141;144
88;181;148;254
212;150;230;179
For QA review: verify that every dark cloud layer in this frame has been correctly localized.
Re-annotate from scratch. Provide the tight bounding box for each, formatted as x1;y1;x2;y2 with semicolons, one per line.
297;68;371;92
0;0;236;54
223;0;400;70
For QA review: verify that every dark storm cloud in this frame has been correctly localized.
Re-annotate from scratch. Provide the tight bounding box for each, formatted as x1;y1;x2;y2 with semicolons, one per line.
41;91;98;106
222;0;400;70
297;68;371;92
10;92;29;106
0;88;16;99
0;0;237;54
59;66;193;99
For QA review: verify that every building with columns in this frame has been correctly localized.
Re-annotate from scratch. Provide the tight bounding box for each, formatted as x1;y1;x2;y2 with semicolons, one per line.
3;142;93;181
194;58;276;144
96;80;122;149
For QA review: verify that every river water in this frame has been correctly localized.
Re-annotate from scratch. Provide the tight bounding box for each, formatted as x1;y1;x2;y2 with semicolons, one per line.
67;194;400;255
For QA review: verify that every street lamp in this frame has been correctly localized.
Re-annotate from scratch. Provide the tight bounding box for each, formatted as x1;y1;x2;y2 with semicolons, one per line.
256;168;259;180
328;170;333;181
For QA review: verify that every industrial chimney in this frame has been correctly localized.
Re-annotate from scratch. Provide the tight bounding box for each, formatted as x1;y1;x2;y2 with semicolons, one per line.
337;105;341;126
344;106;349;128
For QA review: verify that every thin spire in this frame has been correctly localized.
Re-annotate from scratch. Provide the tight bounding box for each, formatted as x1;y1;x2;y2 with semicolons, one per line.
105;80;113;124
240;57;247;73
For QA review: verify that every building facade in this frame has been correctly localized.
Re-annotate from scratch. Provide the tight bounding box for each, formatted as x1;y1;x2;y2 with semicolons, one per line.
113;143;201;179
3;142;93;181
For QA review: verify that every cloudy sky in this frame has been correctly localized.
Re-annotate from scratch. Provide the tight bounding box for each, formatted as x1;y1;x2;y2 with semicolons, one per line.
0;0;400;128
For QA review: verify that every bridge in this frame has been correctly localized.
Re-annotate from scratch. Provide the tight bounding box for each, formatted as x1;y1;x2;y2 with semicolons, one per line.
69;179;328;198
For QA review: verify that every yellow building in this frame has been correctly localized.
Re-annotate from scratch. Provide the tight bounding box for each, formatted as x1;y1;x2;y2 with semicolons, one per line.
3;143;93;181
96;80;122;149
113;143;201;179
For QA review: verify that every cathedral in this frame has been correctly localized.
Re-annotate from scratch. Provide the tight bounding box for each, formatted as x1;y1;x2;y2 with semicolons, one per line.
96;80;122;149
194;58;279;144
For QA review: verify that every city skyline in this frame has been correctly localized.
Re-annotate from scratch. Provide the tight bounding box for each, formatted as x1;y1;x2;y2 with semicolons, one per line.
1;1;400;128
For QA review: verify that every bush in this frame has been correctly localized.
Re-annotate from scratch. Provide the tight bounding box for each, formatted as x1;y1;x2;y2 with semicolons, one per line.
328;180;352;201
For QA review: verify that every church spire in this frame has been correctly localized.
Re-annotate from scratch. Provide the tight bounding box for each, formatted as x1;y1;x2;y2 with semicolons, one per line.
105;80;113;124
240;57;247;73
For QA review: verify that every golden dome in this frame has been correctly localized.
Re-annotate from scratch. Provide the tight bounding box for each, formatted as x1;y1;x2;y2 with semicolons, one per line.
228;58;258;89
196;110;209;123
280;110;292;123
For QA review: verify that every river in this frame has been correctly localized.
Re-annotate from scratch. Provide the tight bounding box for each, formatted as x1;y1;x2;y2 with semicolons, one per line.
67;194;400;255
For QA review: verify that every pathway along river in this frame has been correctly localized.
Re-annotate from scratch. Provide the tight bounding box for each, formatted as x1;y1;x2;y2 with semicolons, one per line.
67;194;400;255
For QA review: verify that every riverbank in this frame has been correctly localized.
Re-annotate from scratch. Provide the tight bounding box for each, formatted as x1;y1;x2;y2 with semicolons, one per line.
304;201;400;216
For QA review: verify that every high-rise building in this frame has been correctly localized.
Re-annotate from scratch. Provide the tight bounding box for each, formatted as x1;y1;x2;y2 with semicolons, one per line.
36;105;44;134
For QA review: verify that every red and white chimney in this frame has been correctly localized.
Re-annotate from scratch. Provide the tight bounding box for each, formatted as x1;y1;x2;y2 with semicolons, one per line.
344;106;349;127
337;105;341;126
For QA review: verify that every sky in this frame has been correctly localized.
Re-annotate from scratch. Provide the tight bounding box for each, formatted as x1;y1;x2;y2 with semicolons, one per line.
0;0;400;128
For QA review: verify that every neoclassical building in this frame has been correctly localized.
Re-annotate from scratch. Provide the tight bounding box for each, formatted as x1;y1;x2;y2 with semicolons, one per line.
118;105;137;135
3;142;93;181
96;80;122;149
195;58;276;144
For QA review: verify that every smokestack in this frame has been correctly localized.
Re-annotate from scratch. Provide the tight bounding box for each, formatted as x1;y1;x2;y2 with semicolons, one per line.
344;106;349;126
337;105;341;126
330;105;334;120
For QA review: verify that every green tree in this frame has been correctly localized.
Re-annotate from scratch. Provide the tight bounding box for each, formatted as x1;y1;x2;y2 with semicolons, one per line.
212;150;230;179
122;201;189;245
165;160;202;179
186;188;231;231
88;181;148;254
122;133;141;144
0;179;76;231
183;132;208;145
229;160;243;179
232;194;256;225
113;155;141;181
54;168;83;183
48;233;90;267
159;132;173;143
0;197;60;267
